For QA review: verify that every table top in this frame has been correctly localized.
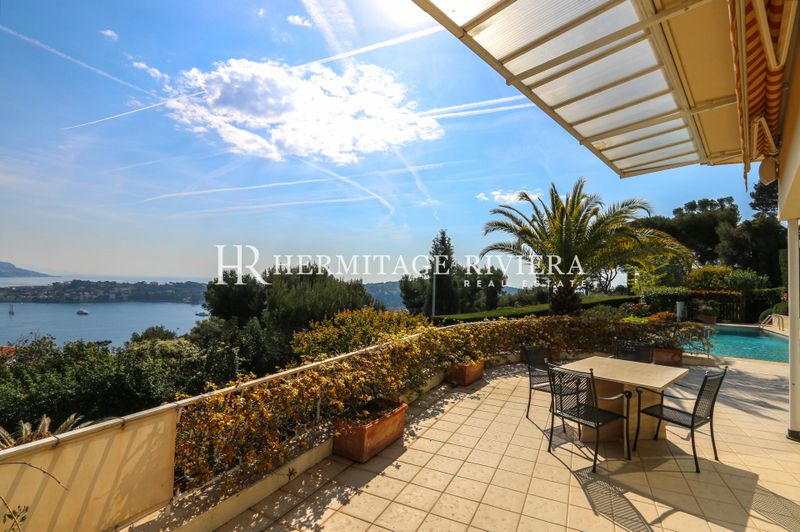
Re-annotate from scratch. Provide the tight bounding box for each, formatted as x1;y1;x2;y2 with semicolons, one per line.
560;356;688;391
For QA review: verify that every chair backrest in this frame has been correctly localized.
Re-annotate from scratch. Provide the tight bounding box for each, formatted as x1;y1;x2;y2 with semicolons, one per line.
692;367;727;420
525;345;551;386
612;341;653;364
547;364;598;422
524;344;551;369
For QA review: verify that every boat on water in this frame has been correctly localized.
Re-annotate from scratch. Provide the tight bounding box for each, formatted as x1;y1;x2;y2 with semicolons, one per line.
76;308;89;315
195;311;209;317
8;304;14;315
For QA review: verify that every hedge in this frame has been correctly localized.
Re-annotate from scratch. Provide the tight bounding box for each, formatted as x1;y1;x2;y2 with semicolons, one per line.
640;286;690;311
175;315;709;493
438;295;638;323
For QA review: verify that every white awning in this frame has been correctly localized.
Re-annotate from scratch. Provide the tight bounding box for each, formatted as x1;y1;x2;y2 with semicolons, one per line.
412;0;742;177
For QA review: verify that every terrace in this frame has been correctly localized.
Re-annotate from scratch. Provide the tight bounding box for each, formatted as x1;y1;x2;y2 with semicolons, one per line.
212;359;799;532
2;0;800;530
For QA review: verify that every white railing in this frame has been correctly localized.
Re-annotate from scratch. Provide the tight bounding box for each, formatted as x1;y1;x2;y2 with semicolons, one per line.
0;324;469;531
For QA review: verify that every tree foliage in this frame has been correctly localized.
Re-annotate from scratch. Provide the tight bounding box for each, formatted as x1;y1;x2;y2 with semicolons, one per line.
481;178;691;314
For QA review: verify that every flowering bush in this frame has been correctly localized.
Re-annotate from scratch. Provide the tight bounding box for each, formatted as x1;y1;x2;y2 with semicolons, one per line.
647;311;676;322
173;314;709;493
620;302;652;317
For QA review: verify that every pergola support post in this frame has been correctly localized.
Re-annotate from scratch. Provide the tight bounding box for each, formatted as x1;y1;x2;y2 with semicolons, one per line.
789;217;800;442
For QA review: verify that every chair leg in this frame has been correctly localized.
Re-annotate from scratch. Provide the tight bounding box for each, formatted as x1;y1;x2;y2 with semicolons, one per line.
548;410;555;453
526;387;531;420
690;427;700;473
577;424;582;440
710;419;719;461
633;410;641;451
592;426;600;473
652;418;662;440
625;419;631;461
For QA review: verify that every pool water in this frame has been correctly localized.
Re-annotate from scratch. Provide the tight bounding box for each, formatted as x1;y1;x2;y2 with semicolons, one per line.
704;325;788;363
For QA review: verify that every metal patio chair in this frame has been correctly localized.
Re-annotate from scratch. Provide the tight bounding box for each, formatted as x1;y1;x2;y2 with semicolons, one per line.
524;344;559;420
633;367;728;473
546;364;632;473
611;340;654;363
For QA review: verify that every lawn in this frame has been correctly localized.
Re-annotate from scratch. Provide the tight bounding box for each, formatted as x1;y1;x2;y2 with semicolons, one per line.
438;294;637;322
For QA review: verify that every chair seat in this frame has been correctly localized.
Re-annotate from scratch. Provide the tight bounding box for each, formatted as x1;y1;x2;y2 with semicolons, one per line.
640;404;708;428
557;403;625;429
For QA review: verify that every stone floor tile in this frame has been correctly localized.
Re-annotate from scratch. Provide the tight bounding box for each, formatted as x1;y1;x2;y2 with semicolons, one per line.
373;502;427;532
394;483;441;512
337;492;391;523
490;468;530;493
412;468;454;491
471;503;522;531
445;476;489;502
481;484;527;513
319;511;371;532
418;514;469;532
431;493;480;524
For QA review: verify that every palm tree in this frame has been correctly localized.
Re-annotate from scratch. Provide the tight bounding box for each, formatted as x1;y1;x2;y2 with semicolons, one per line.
481;178;692;314
0;414;92;450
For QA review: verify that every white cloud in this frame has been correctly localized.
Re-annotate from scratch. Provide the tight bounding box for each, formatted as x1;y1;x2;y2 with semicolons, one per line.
300;0;356;54
132;61;169;82
287;15;313;27
166;59;442;165
99;29;118;41
258;8;265;17
484;189;542;204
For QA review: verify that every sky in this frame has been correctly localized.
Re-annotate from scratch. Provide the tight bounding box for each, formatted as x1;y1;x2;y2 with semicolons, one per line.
0;0;758;282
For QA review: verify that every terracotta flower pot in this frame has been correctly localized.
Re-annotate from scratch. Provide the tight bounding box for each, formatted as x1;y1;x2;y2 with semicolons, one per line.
652;347;683;367
698;314;717;325
333;402;408;463
447;359;485;386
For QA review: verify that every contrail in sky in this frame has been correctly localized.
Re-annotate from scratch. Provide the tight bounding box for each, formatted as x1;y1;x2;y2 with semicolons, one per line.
297;26;444;67
419;95;527;116
62;91;206;130
425;103;534;120
169;196;373;218
143;178;334;202
0;24;152;96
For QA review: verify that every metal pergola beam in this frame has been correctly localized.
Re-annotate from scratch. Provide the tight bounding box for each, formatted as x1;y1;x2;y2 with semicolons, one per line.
507;0;711;84
611;138;694;163
411;0;624;175
462;0;518;33
618;149;698;171
527;33;649;89
552;64;662;110
599;125;686;152
498;0;627;64
571;88;672;127
585;95;737;144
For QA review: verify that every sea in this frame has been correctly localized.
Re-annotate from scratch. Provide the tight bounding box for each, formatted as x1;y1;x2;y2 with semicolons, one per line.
0;276;209;346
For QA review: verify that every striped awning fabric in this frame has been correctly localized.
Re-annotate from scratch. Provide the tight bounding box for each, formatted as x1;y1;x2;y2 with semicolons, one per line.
729;0;793;172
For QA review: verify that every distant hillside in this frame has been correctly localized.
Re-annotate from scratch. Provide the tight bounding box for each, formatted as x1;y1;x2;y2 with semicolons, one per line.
365;281;405;310
0;261;51;278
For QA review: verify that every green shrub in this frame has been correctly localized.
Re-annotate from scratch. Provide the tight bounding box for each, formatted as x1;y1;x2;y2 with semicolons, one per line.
640;286;690;311
581;305;627;321
292;308;430;361
758;308;773;322
686;265;732;290
724;269;769;294
774;302;789;315
620;302;653;317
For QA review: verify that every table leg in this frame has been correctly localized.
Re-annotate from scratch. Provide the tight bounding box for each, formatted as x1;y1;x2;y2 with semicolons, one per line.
579;380;667;447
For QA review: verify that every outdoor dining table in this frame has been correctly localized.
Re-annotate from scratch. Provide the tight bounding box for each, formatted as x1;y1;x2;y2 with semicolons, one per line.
559;356;689;446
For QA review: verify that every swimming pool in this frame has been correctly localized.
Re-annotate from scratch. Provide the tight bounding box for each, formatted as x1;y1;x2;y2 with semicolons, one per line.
704;325;788;363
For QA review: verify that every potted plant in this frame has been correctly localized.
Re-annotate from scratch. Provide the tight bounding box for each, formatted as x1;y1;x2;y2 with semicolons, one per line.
695;301;718;324
444;330;485;386
446;358;485;386
331;344;413;463
333;399;408;463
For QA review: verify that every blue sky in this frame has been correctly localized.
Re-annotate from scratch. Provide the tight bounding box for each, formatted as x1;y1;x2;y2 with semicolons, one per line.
0;0;756;281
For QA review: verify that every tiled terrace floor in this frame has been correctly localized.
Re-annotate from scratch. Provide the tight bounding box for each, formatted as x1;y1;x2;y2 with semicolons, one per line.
219;358;800;531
